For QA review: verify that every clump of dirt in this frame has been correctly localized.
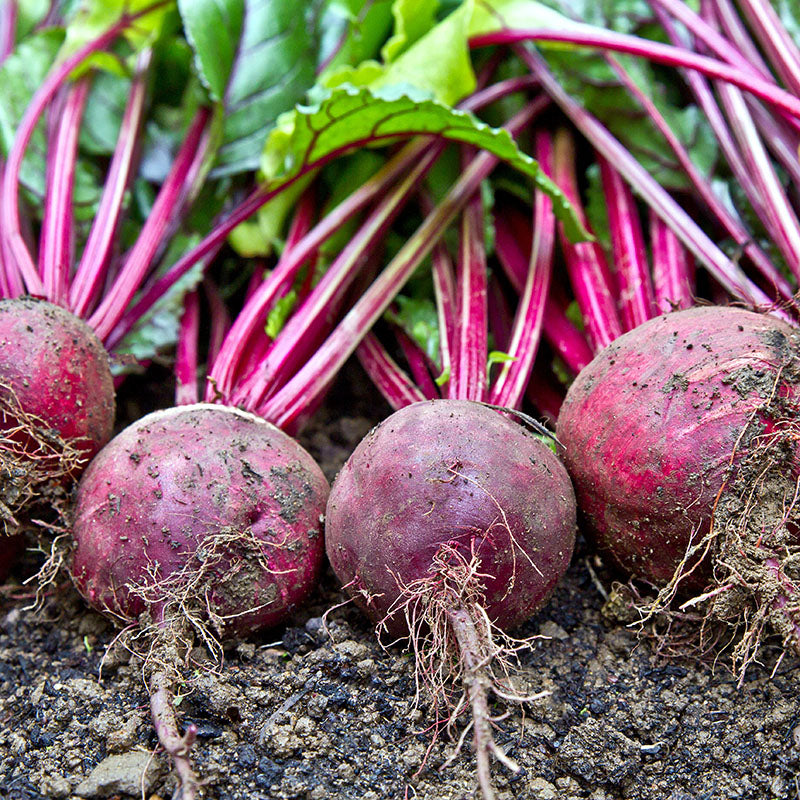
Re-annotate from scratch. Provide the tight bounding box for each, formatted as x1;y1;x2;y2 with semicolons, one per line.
1;361;799;800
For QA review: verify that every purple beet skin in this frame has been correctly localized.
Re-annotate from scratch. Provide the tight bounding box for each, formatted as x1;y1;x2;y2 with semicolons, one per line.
71;404;328;638
326;399;577;636
556;305;800;588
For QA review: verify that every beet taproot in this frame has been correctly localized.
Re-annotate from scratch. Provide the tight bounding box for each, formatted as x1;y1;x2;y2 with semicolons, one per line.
326;399;576;799
557;306;800;665
0;298;114;530
71;404;327;639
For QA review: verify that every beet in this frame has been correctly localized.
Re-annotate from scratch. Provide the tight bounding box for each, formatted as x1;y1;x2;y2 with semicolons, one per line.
0;298;114;529
327;399;576;798
328;399;575;632
70;403;329;800
72;404;327;638
557;306;800;665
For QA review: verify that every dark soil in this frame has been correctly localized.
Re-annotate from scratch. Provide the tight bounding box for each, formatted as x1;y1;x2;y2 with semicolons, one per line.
1;361;799;800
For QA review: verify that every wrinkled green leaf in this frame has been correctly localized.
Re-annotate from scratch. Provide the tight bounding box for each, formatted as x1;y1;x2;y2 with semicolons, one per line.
381;0;439;62
260;84;586;241
324;0;476;105
179;0;319;177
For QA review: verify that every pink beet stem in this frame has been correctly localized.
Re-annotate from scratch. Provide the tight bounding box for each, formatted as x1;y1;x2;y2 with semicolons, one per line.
356;331;427;410
394;325;440;401
598;155;656;330
70;51;151;318
88;106;213;343
261;104;543;432
470;25;800;117
650;211;695;312
0;1;170;298
710;0;772;77
236;146;443;412
717;83;800;280
517;47;783;318
40;79;90;307
449;183;488;402
419;189;459;389
602;50;791;300
723;0;800;96
490;129;556;408
174;289;200;406
110;69;548;353
553;128;623;352
0;1;15;61
204;139;433;401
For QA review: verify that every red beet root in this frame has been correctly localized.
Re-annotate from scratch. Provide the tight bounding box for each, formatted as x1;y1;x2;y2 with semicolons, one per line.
328;400;575;634
72;404;327;638
557;306;800;666
327;400;576;799
0;298;114;529
71;403;329;800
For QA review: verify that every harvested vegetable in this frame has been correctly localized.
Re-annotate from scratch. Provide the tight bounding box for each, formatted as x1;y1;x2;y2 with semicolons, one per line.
557;306;800;670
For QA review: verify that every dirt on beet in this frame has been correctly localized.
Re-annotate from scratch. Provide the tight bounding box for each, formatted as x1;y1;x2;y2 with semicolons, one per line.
1;360;799;800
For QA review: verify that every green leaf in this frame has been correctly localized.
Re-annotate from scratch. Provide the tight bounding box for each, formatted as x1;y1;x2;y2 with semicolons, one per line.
381;0;440;62
79;70;131;156
260;84;587;241
434;364;451;387
318;0;394;75
323;0;476;106
487;350;517;369
16;0;50;40
179;0;319;177
60;0;176;74
265;289;299;339
370;0;475;105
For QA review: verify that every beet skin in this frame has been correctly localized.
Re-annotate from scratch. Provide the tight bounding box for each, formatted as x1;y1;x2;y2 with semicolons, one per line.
556;306;800;587
71;404;329;637
0;297;114;465
326;399;576;635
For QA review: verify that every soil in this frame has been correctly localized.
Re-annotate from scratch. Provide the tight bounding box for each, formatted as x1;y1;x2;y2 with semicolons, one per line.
1;361;799;800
